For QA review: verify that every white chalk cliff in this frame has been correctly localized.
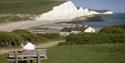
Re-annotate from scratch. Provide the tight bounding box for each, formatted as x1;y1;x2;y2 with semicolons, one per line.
103;11;113;14
36;1;112;20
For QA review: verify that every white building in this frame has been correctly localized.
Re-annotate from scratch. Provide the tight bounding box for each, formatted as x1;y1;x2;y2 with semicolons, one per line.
60;24;96;36
84;27;96;33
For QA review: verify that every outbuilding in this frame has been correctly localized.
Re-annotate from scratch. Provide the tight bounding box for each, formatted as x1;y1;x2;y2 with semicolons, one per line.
84;27;96;33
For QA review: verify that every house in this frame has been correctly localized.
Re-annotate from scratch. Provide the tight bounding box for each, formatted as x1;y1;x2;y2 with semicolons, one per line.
60;27;72;36
60;24;96;36
60;27;85;36
84;27;96;33
71;27;85;33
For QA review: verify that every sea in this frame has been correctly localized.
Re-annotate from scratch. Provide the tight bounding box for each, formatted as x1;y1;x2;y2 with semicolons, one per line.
84;13;125;29
32;13;125;32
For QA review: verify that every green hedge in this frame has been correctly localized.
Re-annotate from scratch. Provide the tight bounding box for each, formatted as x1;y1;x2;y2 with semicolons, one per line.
65;33;125;45
100;24;125;34
0;29;62;47
61;25;125;45
36;33;62;40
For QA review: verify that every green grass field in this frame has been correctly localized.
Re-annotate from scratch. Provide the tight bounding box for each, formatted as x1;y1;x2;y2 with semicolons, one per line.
0;43;125;63
42;44;125;63
0;54;8;63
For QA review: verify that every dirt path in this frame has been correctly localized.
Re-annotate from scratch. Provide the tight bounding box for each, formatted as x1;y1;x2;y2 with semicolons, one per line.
0;40;64;54
0;19;66;32
0;20;55;32
36;40;64;48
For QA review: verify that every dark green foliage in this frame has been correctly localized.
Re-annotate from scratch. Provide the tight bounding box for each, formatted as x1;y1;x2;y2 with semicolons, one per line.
0;30;31;46
65;33;125;45
12;29;35;41
63;25;125;45
0;29;62;47
36;33;62;40
0;32;22;46
100;24;125;34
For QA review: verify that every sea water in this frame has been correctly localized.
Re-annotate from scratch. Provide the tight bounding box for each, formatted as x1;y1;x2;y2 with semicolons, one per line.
85;13;125;29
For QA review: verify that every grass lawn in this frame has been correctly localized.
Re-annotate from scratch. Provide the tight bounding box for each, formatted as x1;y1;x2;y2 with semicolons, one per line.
42;44;125;63
0;54;9;63
0;43;125;63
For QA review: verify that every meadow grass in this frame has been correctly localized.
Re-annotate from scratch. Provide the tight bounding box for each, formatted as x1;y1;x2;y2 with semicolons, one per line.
0;43;125;63
0;54;9;63
42;44;125;63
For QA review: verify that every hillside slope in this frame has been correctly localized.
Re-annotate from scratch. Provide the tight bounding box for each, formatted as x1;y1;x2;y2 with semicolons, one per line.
0;0;65;23
0;0;65;14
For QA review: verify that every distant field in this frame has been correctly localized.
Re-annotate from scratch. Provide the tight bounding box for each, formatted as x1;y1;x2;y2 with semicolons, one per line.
0;0;65;23
42;44;125;63
0;0;64;14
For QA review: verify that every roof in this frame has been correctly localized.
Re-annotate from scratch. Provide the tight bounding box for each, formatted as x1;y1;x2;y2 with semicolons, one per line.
60;27;72;32
84;27;96;32
72;27;85;31
60;27;86;32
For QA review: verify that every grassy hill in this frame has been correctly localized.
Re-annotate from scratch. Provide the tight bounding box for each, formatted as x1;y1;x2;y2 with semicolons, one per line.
0;0;65;14
0;0;65;23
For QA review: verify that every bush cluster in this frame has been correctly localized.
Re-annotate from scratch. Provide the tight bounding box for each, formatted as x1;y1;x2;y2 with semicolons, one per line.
0;29;62;47
63;25;125;45
100;25;125;34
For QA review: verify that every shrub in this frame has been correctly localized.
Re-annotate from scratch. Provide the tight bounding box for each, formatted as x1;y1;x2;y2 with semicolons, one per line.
0;32;22;46
100;25;125;34
12;29;35;41
65;33;125;45
36;33;62;40
63;25;125;45
0;29;63;47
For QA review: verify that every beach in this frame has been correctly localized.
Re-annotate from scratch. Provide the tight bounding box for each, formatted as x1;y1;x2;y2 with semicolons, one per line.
0;20;56;32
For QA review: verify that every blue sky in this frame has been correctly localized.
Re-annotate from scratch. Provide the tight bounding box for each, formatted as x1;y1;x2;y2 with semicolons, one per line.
71;0;125;13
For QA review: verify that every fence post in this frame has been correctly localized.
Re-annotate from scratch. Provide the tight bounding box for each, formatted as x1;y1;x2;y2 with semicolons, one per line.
14;51;18;63
37;50;40;63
